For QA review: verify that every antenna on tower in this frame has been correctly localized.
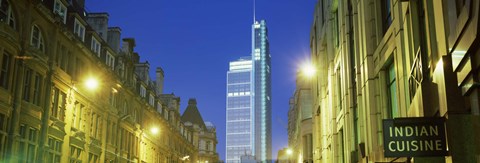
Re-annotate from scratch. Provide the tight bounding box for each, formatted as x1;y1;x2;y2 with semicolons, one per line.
253;0;256;23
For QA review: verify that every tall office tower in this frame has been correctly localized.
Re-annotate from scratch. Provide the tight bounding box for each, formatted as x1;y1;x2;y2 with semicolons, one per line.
226;57;254;163
226;20;271;163
252;19;271;162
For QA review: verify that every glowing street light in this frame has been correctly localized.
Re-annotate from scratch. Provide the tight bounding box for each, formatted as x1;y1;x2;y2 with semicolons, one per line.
286;148;293;155
85;77;99;90
301;63;317;78
150;127;159;135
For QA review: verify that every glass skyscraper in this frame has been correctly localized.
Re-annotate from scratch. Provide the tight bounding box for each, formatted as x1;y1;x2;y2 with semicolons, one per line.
226;57;254;163
252;20;271;162
226;20;271;163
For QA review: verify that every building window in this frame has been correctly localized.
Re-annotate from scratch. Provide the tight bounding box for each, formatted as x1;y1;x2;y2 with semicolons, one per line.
31;25;45;52
69;146;83;163
56;43;70;72
74;58;84;81
72;102;84;130
106;120;117;145
381;0;392;33
22;68;43;106
91;37;101;57
88;153;99;163
32;73;42;106
109;89;116;107
46;137;62;163
90;112;101;139
0;0;16;29
106;51;115;70
132;109;137;123
53;0;67;24
50;88;67;121
18;124;38;163
74;18;85;42
387;62;398;118
333;10;339;47
149;94;154;106
140;85;146;98
23;68;32;101
156;102;162;114
0;51;11;89
0;113;8;160
336;69;342;114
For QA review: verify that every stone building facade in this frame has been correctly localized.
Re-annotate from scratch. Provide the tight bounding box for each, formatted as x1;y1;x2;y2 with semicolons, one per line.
0;0;210;162
287;72;313;163
310;0;480;162
182;99;220;163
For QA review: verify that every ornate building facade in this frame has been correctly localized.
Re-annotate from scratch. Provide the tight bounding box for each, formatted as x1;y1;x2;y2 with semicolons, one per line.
287;72;313;163
0;0;219;162
310;0;480;162
182;99;220;163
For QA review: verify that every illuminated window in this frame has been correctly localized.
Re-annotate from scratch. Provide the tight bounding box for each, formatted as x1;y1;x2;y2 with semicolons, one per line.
53;0;67;23
387;62;398;118
74;18;85;41
31;25;45;52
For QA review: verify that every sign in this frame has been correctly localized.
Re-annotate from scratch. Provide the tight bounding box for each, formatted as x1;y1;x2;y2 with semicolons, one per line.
382;117;447;157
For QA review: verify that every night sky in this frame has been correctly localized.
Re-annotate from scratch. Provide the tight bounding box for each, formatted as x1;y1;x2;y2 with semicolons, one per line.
85;0;316;160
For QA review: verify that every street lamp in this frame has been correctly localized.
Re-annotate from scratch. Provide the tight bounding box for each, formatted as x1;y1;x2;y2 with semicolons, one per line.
301;63;317;78
286;148;293;163
286;148;293;155
85;77;99;90
150;127;159;135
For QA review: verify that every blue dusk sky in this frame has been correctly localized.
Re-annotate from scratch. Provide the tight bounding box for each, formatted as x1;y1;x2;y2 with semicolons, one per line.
85;0;316;160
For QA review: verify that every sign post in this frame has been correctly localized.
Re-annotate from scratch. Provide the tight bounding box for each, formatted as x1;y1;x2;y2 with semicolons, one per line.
382;117;447;157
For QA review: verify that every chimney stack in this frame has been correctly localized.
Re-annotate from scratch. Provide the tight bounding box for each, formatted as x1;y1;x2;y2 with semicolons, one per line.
86;13;109;41
155;67;165;95
107;27;122;53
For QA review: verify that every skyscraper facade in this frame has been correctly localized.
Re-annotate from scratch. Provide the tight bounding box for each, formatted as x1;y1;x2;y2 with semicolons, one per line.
226;19;271;163
252;20;272;162
226;57;254;163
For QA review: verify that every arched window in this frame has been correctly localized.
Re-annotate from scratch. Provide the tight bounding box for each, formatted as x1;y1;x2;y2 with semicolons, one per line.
31;25;45;52
0;0;16;29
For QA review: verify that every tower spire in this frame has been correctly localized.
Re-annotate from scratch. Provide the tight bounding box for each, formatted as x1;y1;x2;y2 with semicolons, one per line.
253;0;256;23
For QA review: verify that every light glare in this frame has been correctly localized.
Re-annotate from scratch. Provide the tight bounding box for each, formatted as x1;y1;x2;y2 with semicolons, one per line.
302;64;317;78
85;77;99;90
286;148;293;155
150;127;159;135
